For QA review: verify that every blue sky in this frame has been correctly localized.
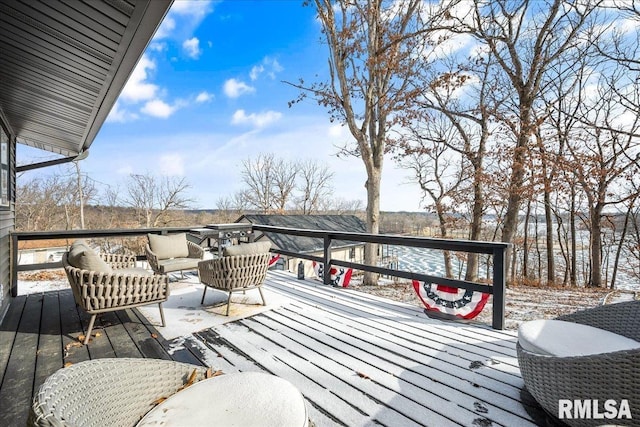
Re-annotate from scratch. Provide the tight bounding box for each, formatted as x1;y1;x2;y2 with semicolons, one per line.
19;0;424;212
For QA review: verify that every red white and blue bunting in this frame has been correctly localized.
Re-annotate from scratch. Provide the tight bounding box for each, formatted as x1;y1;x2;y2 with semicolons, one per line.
412;280;489;320
268;254;280;267
312;261;353;288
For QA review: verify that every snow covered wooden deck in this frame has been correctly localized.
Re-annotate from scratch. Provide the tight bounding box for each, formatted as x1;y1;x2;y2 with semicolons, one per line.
0;270;546;426
178;270;543;426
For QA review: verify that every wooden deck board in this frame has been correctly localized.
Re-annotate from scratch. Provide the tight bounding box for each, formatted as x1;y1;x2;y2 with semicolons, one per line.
33;292;63;394
0;271;547;427
259;307;532;424
0;294;43;426
203;271;540;427
0;291;179;426
58;289;90;365
98;311;144;359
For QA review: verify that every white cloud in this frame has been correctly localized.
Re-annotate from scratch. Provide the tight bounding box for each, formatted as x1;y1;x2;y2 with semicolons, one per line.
223;79;255;98
249;57;284;81
231;109;282;128
141;100;176;118
250;65;264;81
182;37;201;59
154;15;176;40
158;153;185;176
170;0;212;18
148;42;167;52
106;101;138;123
154;0;213;40
121;56;158;102
195;91;213;103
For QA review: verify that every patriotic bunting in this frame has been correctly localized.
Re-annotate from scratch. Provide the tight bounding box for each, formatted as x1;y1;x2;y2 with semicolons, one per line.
312;261;353;288
412;280;489;320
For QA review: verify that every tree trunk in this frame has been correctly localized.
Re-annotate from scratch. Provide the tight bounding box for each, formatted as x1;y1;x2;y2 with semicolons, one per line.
75;161;85;229
523;199;531;280
363;167;381;285
543;189;555;285
570;187;577;286
589;204;603;287
611;198;635;289
501;143;529;282
464;165;484;282
435;205;453;278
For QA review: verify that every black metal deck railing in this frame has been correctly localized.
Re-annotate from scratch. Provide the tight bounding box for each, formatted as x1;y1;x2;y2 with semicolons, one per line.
253;224;510;330
10;224;510;329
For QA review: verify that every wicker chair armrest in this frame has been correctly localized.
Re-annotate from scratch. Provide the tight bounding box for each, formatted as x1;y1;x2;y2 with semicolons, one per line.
187;241;205;259
557;301;640;342
145;244;162;274
517;342;640;423
197;258;225;284
100;253;136;269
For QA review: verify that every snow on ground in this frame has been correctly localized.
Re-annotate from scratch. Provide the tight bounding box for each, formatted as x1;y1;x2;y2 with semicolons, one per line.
350;279;636;330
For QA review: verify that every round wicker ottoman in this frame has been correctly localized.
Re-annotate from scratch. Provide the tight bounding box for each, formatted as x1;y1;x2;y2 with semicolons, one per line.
137;371;309;426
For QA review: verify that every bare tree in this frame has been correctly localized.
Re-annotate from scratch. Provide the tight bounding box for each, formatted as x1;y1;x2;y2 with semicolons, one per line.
15;175;65;231
272;158;298;213
124;173;193;228
241;153;275;212
405;49;502;282
241;153;299;213
290;0;448;284
449;0;600;281
563;72;640;287
399;115;466;278
295;159;334;214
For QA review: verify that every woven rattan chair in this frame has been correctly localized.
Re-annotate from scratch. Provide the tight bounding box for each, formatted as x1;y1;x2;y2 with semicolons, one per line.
63;252;169;344
197;242;271;315
517;301;640;427
29;358;209;427
145;234;205;277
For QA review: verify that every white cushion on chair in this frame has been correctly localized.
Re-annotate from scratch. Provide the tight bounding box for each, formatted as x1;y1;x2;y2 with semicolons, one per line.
148;233;189;259
518;319;640;357
223;241;271;257
67;241;113;274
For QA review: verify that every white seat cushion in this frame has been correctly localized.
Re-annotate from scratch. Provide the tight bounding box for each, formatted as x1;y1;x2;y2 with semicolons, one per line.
518;319;640;357
148;233;189;259
223;241;271;257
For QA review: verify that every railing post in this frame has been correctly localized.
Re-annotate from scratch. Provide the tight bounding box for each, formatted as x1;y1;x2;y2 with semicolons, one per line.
323;234;332;286
492;246;507;330
10;233;18;297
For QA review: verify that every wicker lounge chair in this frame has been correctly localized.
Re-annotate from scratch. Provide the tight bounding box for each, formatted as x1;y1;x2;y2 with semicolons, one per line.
63;242;169;344
145;233;205;276
29;358;209;427
517;301;640;427
198;241;272;315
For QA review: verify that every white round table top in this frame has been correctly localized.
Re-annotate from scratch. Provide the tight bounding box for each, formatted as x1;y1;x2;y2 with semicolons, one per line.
137;371;308;427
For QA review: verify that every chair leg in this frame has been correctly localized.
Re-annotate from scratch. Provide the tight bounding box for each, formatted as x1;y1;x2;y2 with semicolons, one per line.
84;314;97;345
225;291;232;316
258;286;267;306
158;303;166;327
201;286;207;304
